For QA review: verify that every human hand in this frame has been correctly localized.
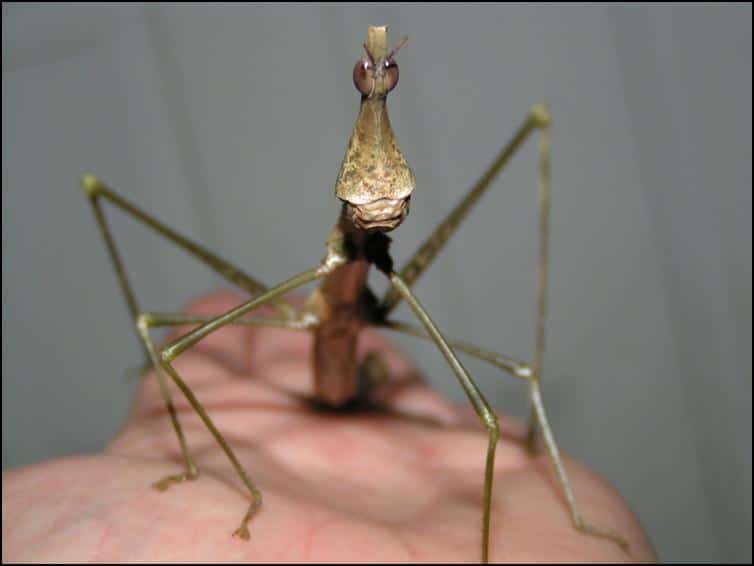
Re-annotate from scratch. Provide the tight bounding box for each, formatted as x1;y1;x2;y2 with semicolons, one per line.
3;291;656;562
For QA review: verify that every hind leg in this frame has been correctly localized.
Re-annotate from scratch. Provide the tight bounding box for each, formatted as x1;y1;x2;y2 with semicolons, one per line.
356;351;391;401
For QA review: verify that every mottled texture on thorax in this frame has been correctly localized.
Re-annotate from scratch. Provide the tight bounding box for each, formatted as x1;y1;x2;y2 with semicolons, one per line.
335;98;415;206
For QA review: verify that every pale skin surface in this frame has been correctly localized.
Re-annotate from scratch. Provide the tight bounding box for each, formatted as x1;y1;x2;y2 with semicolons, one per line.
3;291;656;563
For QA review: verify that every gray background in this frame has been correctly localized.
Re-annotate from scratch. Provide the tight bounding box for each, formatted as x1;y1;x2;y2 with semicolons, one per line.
2;4;751;563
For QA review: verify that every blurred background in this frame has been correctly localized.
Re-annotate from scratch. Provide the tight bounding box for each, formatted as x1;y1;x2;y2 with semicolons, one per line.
2;3;751;562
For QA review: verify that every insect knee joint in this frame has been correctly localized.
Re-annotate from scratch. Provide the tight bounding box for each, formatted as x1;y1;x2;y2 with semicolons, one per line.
481;410;499;434
515;363;539;383
160;346;178;364
530;104;551;129
136;313;155;333
80;172;104;199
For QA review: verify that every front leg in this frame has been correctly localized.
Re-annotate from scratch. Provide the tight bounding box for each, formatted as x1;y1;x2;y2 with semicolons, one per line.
382;271;500;564
152;263;334;539
136;311;315;493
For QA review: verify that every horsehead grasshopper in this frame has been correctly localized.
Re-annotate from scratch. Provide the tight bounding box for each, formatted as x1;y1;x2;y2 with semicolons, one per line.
81;25;629;563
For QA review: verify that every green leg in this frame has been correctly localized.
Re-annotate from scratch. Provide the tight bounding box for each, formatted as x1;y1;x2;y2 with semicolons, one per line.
80;172;313;533
529;379;629;552
141;312;315;331
136;312;313;492
160;267;323;362
380;319;530;378
153;265;327;539
136;316;198;488
380;319;629;553
81;172;300;465
380;106;551;318
81;173;297;319
384;274;499;564
373;108;552;452
527;111;552;453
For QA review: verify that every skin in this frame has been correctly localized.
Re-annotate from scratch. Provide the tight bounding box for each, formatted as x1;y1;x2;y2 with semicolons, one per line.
2;291;656;563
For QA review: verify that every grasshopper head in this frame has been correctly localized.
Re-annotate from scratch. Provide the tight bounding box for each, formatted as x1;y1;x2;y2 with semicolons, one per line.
336;26;414;233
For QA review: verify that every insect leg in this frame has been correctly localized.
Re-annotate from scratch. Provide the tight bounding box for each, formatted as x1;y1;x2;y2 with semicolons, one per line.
80;173;303;499
527;113;551;453
380;319;529;378
376;108;551;452
380;319;630;552
379;106;550;317
529;378;629;552
156;265;327;539
353;351;392;402
136;315;197;488
80;173;297;320
135;311;313;491
383;272;499;564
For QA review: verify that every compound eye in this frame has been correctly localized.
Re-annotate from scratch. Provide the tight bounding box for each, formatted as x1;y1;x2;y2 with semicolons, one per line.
353;58;373;94
384;57;399;92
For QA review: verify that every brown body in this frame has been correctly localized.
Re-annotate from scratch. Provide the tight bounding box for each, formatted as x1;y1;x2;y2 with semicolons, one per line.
304;218;375;406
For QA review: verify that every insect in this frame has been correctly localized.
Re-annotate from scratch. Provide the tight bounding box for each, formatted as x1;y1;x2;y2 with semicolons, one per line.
81;25;628;563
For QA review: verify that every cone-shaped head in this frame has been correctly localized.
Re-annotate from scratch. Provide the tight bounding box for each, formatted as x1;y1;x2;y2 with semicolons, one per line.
335;26;415;232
